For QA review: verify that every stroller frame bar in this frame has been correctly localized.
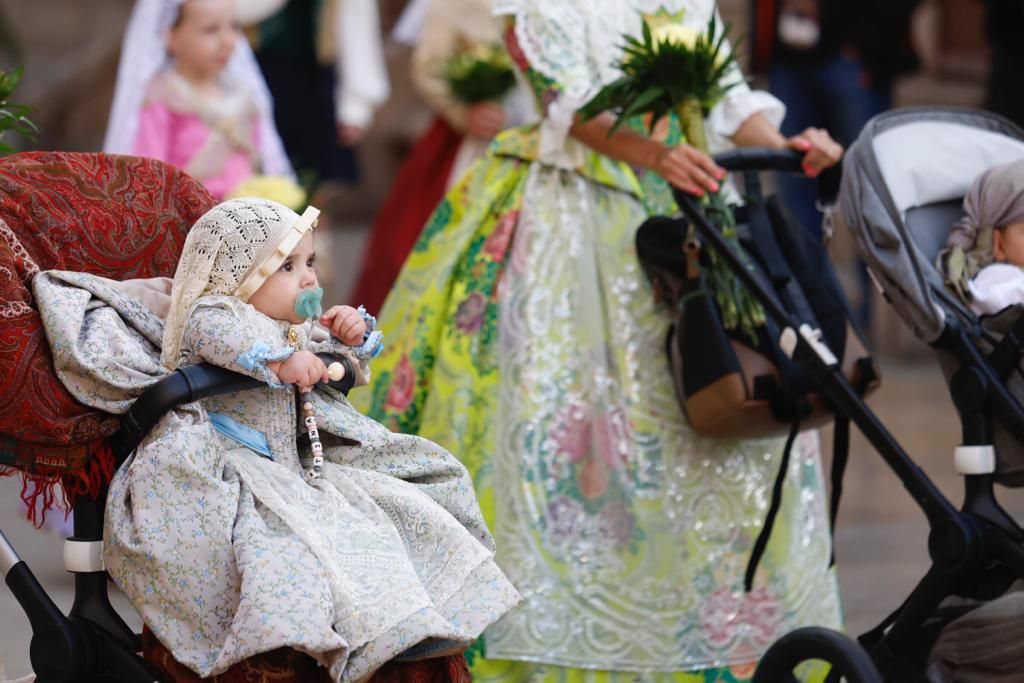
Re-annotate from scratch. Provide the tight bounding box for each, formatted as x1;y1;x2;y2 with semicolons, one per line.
672;154;1024;680
674;181;959;525
1;527;18;575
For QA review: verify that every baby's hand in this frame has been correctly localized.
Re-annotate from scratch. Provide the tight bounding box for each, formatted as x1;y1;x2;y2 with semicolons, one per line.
270;351;328;392
320;305;367;345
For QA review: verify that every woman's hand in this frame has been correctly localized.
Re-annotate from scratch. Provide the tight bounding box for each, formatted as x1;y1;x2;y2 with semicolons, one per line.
270;351;328;393
786;127;843;178
730;112;843;177
570;112;722;197
466;102;506;140
652;144;726;198
320;305;367;345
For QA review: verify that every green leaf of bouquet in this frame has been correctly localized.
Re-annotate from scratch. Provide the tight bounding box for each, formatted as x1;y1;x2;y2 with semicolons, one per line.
630;86;664;113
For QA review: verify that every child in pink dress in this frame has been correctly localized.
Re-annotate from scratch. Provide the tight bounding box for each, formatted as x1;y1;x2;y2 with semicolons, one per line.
104;0;293;199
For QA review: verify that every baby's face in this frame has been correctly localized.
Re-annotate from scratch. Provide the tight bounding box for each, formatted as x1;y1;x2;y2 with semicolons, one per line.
995;220;1024;267
248;230;319;324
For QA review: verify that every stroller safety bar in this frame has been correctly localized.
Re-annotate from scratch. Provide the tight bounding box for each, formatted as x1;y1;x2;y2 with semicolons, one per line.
111;354;355;463
110;364;264;463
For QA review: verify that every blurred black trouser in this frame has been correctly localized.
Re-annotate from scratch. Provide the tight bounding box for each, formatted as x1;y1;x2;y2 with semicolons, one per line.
256;51;360;185
986;48;1024;132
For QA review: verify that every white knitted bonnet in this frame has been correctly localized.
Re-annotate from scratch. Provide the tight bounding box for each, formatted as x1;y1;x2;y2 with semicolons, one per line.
161;197;320;369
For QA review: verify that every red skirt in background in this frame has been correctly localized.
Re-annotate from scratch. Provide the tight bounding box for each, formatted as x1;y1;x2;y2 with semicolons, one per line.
351;116;463;314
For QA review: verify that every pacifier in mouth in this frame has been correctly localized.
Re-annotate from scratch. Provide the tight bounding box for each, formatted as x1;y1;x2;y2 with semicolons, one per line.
294;287;324;320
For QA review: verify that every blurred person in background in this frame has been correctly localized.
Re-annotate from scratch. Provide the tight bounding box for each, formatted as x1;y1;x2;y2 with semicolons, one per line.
104;0;294;199
752;0;920;330
350;0;536;314
982;0;1024;129
245;0;389;193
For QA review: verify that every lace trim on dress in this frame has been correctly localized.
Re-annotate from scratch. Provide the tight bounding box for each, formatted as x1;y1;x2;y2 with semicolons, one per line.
707;89;786;153
354;306;384;359
493;0;787;159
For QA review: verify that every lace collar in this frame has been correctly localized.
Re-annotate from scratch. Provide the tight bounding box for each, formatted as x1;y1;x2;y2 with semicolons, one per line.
493;0;715;163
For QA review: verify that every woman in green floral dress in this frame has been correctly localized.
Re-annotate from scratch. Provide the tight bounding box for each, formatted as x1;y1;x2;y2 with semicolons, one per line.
352;0;846;680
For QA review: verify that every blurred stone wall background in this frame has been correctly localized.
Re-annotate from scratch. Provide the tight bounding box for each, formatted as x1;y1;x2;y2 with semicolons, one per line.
0;0;994;354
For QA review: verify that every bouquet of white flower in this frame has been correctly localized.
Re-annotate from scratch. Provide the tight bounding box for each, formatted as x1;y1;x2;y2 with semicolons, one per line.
581;14;765;338
580;14;742;150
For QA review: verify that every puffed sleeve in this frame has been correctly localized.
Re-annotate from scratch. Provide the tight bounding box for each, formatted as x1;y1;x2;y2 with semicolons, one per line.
335;0;391;128
705;11;785;150
706;81;786;146
182;298;295;388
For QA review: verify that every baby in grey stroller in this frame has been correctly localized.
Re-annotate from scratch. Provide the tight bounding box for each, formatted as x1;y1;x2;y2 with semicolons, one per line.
833;107;1024;681
663;107;1024;682
940;158;1024;320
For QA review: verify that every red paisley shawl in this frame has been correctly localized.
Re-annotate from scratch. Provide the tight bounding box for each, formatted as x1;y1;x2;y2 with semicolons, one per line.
0;152;214;521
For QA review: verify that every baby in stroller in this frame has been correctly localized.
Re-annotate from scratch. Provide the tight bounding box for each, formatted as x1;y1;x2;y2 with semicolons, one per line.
941;158;1024;316
32;196;519;681
665;108;1024;681
824;107;1024;682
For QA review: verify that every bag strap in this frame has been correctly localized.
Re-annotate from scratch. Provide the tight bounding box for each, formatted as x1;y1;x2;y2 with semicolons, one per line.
829;414;849;568
745;414;801;592
745;196;816;420
745;353;875;589
748;196;816;325
828;357;877;566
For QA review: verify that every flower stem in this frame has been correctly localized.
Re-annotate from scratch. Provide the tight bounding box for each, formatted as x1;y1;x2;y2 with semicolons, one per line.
675;100;708;153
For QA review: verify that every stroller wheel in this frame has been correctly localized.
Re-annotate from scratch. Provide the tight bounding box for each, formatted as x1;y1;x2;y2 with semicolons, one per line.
753;627;882;683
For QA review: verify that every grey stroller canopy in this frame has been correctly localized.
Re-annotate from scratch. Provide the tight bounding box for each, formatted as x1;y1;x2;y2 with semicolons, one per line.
840;107;1024;486
839;108;1024;343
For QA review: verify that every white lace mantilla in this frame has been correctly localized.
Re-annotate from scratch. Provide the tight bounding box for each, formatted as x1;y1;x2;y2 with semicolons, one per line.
494;0;703;99
492;0;784;161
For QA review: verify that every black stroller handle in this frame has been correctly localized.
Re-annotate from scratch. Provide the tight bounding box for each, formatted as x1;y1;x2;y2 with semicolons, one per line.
110;354;355;464
713;148;804;173
712;147;842;206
